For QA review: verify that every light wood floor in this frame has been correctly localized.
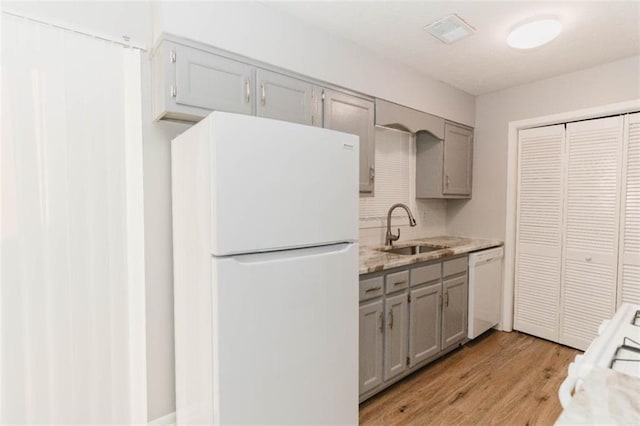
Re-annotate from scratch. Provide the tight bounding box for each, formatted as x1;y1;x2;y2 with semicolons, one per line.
359;331;581;426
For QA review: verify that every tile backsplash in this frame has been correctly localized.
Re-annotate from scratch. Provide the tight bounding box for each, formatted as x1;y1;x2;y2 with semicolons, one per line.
359;127;446;247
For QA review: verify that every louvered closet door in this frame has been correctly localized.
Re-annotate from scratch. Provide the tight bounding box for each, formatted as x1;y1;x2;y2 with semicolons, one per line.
618;113;640;305
561;116;623;350
514;125;565;341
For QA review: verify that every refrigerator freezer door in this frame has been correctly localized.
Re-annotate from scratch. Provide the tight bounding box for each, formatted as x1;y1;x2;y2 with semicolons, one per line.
171;112;359;256
175;243;358;425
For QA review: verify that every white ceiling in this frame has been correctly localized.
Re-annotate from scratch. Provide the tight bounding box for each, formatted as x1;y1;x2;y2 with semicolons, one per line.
265;1;640;95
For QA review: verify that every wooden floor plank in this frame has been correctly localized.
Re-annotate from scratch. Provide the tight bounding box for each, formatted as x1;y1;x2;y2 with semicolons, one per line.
359;331;581;426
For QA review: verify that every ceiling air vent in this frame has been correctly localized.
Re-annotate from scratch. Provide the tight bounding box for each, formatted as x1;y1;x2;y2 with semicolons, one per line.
424;14;476;44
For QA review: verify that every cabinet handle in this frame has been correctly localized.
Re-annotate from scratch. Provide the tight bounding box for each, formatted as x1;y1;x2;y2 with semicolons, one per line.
388;310;394;329
446;175;450;188
365;287;381;293
394;281;407;287
369;166;375;183
245;78;251;103
445;291;449;307
379;311;384;333
260;82;266;106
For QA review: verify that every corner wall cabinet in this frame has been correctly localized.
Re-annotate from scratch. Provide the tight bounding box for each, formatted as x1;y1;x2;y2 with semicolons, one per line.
359;255;468;401
514;113;639;351
323;90;375;193
416;122;473;199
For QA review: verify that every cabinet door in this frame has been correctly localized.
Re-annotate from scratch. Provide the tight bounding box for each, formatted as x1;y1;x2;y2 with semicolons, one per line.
442;274;468;350
174;43;254;117
408;283;441;366
618;112;640;305
323;90;375;193
443;122;473;196
256;69;317;126
359;300;384;396
561;116;623;350
383;293;408;381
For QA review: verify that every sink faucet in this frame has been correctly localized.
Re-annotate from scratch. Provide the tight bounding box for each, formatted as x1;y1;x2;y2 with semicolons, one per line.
385;203;417;246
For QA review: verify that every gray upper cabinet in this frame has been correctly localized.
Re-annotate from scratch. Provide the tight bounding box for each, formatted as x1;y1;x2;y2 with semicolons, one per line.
443;122;473;196
442;274;468;350
256;69;320;126
359;300;384;395
323;90;375;193
416;122;473;199
153;40;254;121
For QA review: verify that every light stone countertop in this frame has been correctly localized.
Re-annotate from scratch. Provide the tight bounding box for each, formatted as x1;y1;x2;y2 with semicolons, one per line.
359;235;503;275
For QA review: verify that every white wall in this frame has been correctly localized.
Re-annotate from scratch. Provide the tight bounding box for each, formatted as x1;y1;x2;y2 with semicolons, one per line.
4;1;477;422
447;55;640;240
152;1;476;127
2;1;152;46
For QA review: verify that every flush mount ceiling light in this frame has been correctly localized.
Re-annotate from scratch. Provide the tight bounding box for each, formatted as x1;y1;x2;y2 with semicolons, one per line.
507;18;562;49
424;14;476;44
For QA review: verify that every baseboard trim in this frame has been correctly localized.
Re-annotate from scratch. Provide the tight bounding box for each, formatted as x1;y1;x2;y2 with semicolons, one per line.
148;412;176;425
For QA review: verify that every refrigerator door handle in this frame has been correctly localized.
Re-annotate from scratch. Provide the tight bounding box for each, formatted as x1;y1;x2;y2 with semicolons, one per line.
231;242;354;264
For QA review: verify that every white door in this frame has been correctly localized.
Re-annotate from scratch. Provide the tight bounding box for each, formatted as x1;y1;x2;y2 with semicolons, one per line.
514;125;565;341
171;112;360;255
618;113;640;305
210;243;358;425
560;116;623;350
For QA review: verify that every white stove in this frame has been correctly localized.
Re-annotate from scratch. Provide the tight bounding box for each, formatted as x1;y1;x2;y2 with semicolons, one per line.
558;303;640;408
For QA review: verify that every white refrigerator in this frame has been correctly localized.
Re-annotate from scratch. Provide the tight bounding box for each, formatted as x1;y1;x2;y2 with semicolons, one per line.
171;112;359;425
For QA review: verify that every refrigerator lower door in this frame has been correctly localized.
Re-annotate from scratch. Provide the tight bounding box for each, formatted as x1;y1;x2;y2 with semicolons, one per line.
178;243;358;425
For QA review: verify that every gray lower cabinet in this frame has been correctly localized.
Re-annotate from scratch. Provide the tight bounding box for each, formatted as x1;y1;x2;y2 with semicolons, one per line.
408;283;441;366
256;69;320;127
383;293;408;381
359;255;469;401
442;274;468;350
322;90;375;193
359;300;384;395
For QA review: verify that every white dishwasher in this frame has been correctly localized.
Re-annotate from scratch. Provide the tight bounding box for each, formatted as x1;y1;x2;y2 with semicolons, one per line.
468;246;504;339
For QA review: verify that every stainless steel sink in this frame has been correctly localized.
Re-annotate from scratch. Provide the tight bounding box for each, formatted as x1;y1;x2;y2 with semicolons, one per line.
380;244;445;256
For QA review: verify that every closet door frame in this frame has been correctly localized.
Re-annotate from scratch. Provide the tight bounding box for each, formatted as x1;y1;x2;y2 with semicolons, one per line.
504;100;640;334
